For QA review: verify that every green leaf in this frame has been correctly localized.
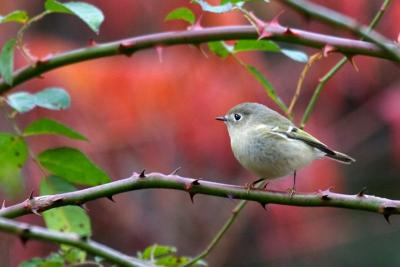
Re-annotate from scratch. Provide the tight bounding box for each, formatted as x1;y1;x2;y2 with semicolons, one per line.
0;38;17;85
233;40;280;53
281;49;308;62
35;87;71;110
40;176;92;236
24;118;88;141
0;133;28;197
19;257;64;267
138;244;207;267
6;92;36;113
165;7;195;25
0;10;29;24
208;41;232;58
40;176;90;263
7;87;70;113
140;245;177;260
45;0;104;34
38;147;110;186
193;0;242;13
245;64;288;113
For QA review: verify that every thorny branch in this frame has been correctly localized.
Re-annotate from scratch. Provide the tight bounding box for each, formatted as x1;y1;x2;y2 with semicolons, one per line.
1;172;399;223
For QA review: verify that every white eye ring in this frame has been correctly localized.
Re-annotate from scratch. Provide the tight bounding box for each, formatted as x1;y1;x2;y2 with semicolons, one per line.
234;113;242;121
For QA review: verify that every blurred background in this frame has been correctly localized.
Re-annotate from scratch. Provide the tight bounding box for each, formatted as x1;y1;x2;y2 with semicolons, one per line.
0;0;400;266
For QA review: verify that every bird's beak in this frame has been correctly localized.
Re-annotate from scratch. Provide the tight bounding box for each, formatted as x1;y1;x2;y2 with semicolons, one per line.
215;116;227;122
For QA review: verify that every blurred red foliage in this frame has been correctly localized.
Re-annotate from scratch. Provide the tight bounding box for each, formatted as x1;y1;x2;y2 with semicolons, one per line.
0;1;399;266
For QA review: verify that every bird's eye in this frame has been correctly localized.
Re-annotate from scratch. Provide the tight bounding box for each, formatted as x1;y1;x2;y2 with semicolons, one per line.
234;113;242;121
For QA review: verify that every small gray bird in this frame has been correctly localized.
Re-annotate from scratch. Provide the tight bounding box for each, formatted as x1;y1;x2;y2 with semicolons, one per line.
216;102;355;190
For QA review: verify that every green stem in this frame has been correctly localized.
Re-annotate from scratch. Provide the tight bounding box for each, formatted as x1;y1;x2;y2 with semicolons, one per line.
300;0;392;128
181;199;248;267
0;25;398;94
0;217;153;267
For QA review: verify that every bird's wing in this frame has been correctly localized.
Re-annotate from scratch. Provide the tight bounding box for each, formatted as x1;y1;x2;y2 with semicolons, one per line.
271;126;336;156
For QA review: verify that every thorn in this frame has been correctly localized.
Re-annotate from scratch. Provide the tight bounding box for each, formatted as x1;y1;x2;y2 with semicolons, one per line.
88;38;97;46
79;235;89;241
170;167;181;176
156;45;163;63
139;169;146;178
322;44;336;57
246;12;266;34
381;206;397;224
260;202;268;210
1;200;5;209
118;41;134;57
79;204;89;212
318;188;332;200
384;213;391;224
357;187;367;197
192;179;200;186
284;27;296;35
188;192;196;203
20;228;31;246
107;195;115;203
345;55;359;72
187;14;203;31
269;10;284;27
31;208;41;216
28;190;34;200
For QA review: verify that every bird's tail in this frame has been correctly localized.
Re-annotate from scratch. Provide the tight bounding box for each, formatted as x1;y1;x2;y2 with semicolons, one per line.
326;150;356;164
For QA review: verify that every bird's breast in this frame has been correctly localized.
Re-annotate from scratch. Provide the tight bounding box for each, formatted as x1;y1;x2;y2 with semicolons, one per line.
230;128;319;179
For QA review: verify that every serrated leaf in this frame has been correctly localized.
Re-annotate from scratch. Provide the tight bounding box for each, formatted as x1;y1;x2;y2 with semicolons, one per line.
6;92;36;113
40;176;90;263
208;41;232;58
0;38;16;85
233;40;280;53
35;87;71;110
45;0;104;34
0;133;28;197
0;10;29;24
193;0;242;13
165;7;195;25
24;118;88;141
245;64;288;113
281;49;308;62
38;147;110;186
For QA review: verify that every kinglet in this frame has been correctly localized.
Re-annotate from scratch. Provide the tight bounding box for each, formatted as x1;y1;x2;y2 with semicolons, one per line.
216;102;355;190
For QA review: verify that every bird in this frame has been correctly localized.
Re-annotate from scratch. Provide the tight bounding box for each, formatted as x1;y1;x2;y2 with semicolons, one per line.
216;102;355;193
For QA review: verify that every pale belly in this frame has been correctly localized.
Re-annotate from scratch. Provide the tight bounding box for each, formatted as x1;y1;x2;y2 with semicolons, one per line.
231;132;321;179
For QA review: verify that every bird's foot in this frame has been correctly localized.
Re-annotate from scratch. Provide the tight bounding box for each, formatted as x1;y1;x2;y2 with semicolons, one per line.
244;178;266;192
287;187;296;199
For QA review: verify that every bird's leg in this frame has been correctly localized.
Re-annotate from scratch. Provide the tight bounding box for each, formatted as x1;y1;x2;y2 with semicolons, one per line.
245;177;266;191
288;171;296;198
